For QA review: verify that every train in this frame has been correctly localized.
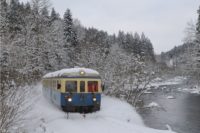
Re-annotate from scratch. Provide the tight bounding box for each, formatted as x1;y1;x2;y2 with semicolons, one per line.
42;68;103;113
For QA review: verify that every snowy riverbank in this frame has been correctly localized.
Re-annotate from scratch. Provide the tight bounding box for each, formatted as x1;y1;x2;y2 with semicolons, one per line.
150;76;200;95
16;84;176;133
178;86;200;94
150;76;187;87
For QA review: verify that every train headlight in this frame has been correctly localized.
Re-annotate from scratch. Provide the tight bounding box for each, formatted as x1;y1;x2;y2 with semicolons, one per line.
80;70;85;75
68;98;72;102
93;97;97;101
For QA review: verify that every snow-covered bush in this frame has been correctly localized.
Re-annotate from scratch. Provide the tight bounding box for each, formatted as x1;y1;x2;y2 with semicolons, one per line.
0;78;32;133
0;66;33;133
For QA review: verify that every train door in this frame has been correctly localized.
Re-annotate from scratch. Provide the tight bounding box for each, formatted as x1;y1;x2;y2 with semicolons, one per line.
79;81;86;104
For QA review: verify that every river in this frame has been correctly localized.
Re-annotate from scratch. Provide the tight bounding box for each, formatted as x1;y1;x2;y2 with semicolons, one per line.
138;84;200;133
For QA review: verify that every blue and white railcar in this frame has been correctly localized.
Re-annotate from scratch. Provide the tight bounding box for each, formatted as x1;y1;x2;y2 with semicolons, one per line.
42;68;102;113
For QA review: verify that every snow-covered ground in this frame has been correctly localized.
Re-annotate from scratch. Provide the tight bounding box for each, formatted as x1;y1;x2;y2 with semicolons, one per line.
150;76;200;95
166;96;175;99
178;86;200;94
145;102;160;108
19;84;176;133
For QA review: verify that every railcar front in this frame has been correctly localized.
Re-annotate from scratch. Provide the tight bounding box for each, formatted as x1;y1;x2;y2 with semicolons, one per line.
42;68;102;113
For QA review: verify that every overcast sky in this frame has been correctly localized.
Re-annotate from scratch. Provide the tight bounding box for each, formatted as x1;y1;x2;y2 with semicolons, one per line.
21;0;199;54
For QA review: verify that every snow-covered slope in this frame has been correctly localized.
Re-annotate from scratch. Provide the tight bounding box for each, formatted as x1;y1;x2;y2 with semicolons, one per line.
22;84;175;133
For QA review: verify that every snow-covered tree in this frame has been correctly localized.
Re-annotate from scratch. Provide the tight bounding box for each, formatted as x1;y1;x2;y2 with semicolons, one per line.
0;0;8;37
0;77;31;133
73;19;86;43
50;8;59;22
117;31;155;62
196;6;200;35
194;6;200;85
63;8;78;67
76;28;110;72
0;0;156;89
63;8;78;47
161;6;200;85
117;31;126;48
103;45;154;107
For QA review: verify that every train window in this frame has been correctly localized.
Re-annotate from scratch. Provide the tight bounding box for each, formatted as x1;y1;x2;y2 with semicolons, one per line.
47;80;49;88
53;80;55;89
88;81;98;92
50;81;52;89
65;81;77;92
80;81;85;92
48;80;50;88
49;80;50;88
57;81;61;90
55;81;56;89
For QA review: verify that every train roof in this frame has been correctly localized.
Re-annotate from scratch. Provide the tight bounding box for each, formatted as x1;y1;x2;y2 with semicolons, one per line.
43;68;100;78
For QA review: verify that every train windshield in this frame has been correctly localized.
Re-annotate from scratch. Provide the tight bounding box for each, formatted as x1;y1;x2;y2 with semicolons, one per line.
88;81;98;92
65;81;77;92
80;81;85;92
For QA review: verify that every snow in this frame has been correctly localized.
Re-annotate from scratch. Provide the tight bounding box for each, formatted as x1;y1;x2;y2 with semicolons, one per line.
20;84;176;133
166;124;173;131
151;76;200;95
150;76;186;88
167;96;175;99
178;86;200;94
145;102;160;108
153;77;163;82
144;91;153;94
43;68;99;78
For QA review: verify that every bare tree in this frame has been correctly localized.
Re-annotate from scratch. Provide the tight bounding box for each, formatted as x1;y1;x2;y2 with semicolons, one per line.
0;72;31;133
183;20;200;86
183;21;196;43
125;66;154;107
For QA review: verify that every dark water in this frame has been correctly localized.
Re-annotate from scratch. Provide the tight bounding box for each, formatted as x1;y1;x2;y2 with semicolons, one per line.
138;85;200;133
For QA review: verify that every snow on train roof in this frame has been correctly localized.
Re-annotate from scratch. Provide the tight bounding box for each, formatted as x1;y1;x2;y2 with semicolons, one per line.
43;68;99;78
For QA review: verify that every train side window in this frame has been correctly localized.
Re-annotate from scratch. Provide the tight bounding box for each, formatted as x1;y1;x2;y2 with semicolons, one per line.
88;81;98;92
80;81;85;92
65;81;77;92
51;81;53;89
54;81;56;89
53;80;55;89
47;81;49;88
57;81;61;90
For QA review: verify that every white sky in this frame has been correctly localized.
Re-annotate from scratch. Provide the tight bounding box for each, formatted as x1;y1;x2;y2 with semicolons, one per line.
21;0;199;54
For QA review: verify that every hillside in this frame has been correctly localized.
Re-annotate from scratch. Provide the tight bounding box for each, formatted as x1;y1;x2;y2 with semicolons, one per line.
158;42;199;74
19;84;175;133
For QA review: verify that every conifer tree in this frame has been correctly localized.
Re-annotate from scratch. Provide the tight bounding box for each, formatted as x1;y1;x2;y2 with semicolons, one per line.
50;8;59;21
7;0;21;33
63;9;73;46
195;6;200;85
0;0;8;37
117;31;126;48
41;6;49;17
196;6;200;35
63;8;78;67
63;8;77;47
133;32;141;55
